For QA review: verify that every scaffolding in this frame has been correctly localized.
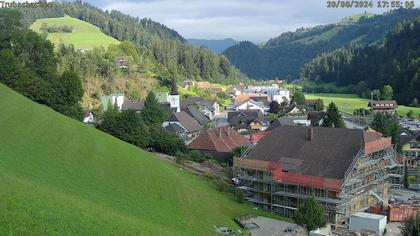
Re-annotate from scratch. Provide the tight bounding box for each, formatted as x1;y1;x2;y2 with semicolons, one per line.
233;146;402;227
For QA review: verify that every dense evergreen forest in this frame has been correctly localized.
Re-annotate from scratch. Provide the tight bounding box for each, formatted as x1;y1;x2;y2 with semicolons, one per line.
300;17;420;106
223;9;420;80
18;1;245;84
0;9;84;120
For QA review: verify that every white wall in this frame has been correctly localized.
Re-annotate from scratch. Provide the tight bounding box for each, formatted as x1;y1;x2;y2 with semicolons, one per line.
235;101;264;113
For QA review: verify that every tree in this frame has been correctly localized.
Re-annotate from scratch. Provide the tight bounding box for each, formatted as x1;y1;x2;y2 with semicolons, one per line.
404;162;409;189
269;101;280;114
409;98;418;107
322;102;345;128
293;91;306;107
236;189;246;203
99;110;150;148
400;215;420;236
381;85;394;100
141;91;168;126
372;89;381;100
293;197;327;233
149;125;187;156
407;110;414;119
315;98;324;111
371;113;401;152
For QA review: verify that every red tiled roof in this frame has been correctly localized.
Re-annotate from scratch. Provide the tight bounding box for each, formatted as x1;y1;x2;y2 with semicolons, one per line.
188;126;250;153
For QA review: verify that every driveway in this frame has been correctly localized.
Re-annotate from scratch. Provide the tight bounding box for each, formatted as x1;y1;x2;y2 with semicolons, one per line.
243;217;304;236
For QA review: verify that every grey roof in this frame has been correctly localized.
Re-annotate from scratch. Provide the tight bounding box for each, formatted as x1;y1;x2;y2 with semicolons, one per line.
246;126;365;179
121;100;144;111
181;97;217;111
307;111;326;126
401;132;420;145
184;105;210;125
160;103;177;113
228;110;264;129
168;111;202;133
266;116;296;131
165;123;185;133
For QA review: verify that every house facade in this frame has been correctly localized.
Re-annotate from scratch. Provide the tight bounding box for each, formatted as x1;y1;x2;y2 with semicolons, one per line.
234;99;266;114
368;100;398;114
233;126;400;228
162;111;202;143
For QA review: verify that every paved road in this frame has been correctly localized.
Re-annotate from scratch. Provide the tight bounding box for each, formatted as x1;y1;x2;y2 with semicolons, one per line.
243;217;303;236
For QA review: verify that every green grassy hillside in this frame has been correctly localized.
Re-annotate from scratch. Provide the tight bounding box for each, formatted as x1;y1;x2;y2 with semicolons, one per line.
305;93;420;117
30;15;120;49
0;83;258;235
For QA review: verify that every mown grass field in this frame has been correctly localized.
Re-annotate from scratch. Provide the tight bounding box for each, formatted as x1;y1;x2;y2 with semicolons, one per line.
305;93;420;117
0;83;279;235
30;15;120;49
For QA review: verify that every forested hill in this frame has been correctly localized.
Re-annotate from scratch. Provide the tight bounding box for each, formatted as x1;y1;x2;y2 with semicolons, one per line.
18;1;245;84
300;17;420;106
223;9;420;80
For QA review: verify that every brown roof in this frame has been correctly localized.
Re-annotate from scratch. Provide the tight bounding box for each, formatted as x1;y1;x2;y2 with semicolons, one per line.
307;111;326;126
305;99;317;106
188;126;250;153
245;126;373;179
168;111;202;133
235;94;269;103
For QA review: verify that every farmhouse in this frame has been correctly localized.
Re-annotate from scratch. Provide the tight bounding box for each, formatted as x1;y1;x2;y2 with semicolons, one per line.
233;126;400;227
368;100;398;114
188;126;250;162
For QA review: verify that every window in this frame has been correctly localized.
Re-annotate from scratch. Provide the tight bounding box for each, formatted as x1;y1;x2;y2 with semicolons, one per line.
411;143;416;148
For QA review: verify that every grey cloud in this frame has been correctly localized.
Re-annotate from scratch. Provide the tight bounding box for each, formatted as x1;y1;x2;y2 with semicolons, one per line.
84;0;415;42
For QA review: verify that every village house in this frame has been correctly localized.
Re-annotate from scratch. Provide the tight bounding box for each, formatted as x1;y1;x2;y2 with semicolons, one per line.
121;100;145;113
368;100;398;114
188;126;251;163
114;56;133;69
401;132;420;169
162;111;202;143
83;111;95;123
307;111;327;126
228;110;266;132
181;97;220;119
233;126;400;227
183;105;210;125
235;93;270;104
234;99;267;114
179;80;196;90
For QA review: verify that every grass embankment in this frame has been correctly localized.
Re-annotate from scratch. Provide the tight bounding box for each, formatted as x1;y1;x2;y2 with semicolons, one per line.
305;93;420;117
0;83;276;235
30;15;120;49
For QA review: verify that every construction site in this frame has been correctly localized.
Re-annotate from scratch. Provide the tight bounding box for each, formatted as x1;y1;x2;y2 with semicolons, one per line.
233;126;403;228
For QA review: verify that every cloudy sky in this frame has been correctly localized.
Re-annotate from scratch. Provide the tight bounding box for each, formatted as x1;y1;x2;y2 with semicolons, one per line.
82;0;414;42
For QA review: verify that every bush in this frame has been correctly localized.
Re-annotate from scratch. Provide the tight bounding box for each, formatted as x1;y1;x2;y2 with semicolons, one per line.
215;178;230;192
237;190;246;203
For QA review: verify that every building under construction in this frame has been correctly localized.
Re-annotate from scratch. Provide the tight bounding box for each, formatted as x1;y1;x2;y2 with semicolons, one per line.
233;126;402;228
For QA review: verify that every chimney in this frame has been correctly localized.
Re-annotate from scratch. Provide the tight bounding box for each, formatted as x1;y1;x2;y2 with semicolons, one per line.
218;127;222;138
307;128;313;141
226;126;230;136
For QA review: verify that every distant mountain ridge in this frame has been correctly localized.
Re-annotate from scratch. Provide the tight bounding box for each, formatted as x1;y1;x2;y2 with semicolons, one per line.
187;38;238;53
223;9;420;80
